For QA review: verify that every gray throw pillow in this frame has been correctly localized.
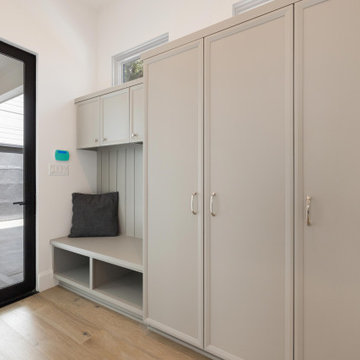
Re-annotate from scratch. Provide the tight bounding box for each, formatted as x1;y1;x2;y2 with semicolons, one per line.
69;192;119;237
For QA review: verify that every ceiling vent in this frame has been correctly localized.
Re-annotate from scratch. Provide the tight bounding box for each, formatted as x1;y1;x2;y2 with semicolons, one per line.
232;0;272;16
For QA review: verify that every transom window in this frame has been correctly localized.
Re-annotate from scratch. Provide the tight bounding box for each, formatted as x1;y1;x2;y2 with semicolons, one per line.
112;33;169;85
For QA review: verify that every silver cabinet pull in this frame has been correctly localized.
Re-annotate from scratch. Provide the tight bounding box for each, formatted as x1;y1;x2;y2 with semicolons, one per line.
210;192;216;216
131;133;138;138
94;138;98;143
306;195;312;226
103;137;107;141
191;192;198;215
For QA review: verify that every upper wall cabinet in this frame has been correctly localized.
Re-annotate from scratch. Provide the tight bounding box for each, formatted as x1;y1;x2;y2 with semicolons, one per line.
130;84;144;143
76;97;100;149
75;79;144;149
101;88;130;146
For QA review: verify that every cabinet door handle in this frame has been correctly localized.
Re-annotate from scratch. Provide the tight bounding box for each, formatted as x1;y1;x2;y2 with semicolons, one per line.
103;138;107;142
94;138;98;142
131;133;137;138
191;192;198;215
306;195;312;226
210;192;216;216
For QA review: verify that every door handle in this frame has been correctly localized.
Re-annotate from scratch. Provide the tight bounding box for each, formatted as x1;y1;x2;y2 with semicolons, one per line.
305;195;312;226
210;193;216;216
13;201;26;206
191;192;198;215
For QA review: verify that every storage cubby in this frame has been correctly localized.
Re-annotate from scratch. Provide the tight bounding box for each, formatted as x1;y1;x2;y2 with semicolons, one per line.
93;259;143;312
53;247;90;288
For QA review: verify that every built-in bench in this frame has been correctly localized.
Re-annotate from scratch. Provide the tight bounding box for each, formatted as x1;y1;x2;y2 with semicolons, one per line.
51;235;143;320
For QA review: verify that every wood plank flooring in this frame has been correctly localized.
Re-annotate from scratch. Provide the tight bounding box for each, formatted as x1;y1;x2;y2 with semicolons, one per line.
0;286;208;360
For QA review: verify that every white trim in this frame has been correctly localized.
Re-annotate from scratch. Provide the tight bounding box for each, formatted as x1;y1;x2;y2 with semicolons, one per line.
74;78;143;104
232;0;273;16
148;326;222;360
37;269;57;292
112;33;169;86
146;318;203;349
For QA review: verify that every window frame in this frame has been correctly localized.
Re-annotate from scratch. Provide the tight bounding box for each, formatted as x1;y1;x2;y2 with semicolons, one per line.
112;33;169;86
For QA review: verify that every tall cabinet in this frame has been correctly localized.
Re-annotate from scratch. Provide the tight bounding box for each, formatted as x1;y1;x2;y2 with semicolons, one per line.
145;1;360;360
145;5;293;360
295;1;360;359
145;40;204;347
204;7;293;360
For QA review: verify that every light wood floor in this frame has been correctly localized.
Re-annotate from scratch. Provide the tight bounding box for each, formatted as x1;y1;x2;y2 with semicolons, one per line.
0;286;208;360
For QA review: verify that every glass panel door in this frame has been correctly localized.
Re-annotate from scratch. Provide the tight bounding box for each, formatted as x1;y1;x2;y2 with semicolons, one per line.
0;41;36;306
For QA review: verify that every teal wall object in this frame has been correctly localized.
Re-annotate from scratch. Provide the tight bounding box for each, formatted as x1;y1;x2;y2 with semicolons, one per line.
55;150;70;161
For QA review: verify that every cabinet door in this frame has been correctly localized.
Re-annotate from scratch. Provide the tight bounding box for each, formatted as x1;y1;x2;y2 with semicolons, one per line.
204;7;293;360
130;84;144;142
101;89;129;146
76;97;100;149
295;1;360;359
145;40;203;347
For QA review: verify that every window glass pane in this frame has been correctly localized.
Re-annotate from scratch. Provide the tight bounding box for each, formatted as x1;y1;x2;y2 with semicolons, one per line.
122;58;144;83
0;94;24;147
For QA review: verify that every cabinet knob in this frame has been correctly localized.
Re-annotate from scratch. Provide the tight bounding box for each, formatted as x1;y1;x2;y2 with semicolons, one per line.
94;138;98;142
131;133;137;138
103;138;107;142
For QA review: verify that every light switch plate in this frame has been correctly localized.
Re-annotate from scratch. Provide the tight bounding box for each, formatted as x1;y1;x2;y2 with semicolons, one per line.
49;164;69;176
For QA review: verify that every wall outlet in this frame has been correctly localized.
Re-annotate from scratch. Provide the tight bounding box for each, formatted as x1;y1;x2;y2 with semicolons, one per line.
48;164;69;176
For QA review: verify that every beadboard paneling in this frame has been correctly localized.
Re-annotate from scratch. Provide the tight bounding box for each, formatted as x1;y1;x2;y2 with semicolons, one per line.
97;144;143;238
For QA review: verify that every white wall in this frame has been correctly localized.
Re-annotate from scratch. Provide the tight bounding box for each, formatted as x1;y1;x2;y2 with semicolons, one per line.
96;0;236;88
0;0;98;291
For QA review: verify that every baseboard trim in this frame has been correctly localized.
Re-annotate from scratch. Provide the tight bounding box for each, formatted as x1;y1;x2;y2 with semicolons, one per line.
37;269;57;292
148;326;222;360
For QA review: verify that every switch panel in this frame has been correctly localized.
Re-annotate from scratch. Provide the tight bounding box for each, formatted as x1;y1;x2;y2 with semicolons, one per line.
49;164;69;176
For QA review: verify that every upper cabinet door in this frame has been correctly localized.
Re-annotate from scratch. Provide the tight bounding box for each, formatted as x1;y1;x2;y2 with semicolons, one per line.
101;88;130;146
145;40;203;348
295;1;360;360
130;84;144;143
204;6;293;360
76;97;100;149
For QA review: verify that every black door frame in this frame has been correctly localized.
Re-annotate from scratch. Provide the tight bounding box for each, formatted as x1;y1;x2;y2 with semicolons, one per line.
0;40;36;306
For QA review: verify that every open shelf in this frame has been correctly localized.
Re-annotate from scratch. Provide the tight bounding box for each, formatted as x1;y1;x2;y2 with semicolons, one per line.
93;259;143;312
51;235;143;319
51;235;143;273
53;248;90;288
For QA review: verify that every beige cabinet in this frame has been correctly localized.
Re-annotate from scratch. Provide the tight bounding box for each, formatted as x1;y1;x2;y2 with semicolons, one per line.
295;1;360;359
130;84;144;142
76;97;100;149
145;40;204;347
76;81;144;149
144;5;293;360
101;88;130;146
204;6;293;360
